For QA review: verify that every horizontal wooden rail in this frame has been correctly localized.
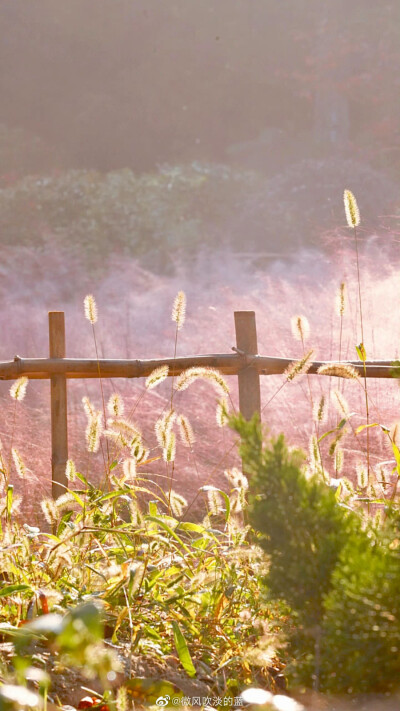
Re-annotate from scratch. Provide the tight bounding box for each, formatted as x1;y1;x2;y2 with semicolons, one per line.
0;354;396;380
1;309;399;500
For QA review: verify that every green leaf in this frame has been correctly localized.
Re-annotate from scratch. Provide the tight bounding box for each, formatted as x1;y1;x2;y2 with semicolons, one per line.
74;471;89;486
318;428;339;443
355;423;380;434
6;485;13;518
148;501;158;517
391;442;400;476
176;522;205;534
356;343;367;361
0;583;32;598
171;621;197;678
56;602;104;655
145;516;193;555
218;490;231;522
68;488;86;508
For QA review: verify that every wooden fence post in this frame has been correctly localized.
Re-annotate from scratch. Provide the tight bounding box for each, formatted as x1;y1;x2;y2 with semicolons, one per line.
49;312;68;498
234;311;261;420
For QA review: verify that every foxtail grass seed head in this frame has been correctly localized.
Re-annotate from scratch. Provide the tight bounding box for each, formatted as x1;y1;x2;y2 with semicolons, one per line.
335;282;347;317
341;476;355;497
129;499;142;526
10;376;28;402
226;469;248;513
122;458;137;481
172;291;186;330
308;434;322;470
230;488;247;514
41;498;59;525
107;393;124;417
335;447;344;474
84;294;98;324
344;189;360;228
116;686;129;711
169;490;188;518
155;409;176;448
131;441;148;464
216;398;229;427
146;365;169;390
175;367;229;395
163;431;176;463
202;485;223;516
82;396;95;417
55;493;76;511
104;428;129;449
317;363;360;380
375;464;390;486
284;350;314;382
356;462;368;489
290;314;310;343
65;459;76;482
329;427;346;457
107;418;140;435
313;395;326;424
225;467;249;491
177;414;195;447
86;412;103;453
12;448;26;479
373;508;384;529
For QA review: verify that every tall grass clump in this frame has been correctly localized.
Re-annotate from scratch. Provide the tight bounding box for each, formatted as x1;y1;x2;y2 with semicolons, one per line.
0;290;283;709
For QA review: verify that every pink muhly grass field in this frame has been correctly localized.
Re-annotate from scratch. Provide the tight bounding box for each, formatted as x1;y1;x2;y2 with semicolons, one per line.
1;233;400;523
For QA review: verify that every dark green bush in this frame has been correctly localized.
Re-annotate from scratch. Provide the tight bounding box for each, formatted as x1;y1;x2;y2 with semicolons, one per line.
232;414;400;693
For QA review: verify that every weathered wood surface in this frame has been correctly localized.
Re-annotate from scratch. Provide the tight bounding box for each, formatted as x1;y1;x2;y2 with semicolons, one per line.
0;354;395;380
49;312;68;497
234;311;261;420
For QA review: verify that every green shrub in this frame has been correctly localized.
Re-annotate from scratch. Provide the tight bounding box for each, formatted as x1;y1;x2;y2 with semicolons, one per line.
232;414;400;693
0;164;259;267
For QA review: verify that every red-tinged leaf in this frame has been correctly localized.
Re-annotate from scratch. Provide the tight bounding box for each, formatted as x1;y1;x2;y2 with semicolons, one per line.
38;592;49;615
78;697;109;711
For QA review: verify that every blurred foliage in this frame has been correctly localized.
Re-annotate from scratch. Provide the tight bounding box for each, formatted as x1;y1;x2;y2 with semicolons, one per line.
0;164;260;267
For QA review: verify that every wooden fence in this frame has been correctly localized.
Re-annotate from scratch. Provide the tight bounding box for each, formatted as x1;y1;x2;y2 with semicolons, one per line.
0;310;396;498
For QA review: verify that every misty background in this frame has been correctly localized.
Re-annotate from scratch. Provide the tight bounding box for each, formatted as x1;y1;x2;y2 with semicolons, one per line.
0;0;399;268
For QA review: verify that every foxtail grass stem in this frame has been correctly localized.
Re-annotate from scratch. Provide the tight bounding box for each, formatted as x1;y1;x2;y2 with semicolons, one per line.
354;226;370;479
91;323;110;490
